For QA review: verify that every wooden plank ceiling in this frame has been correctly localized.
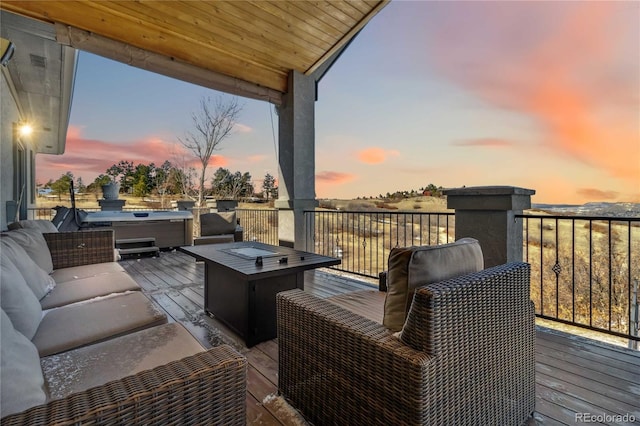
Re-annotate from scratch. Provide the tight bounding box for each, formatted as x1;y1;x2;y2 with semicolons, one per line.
1;1;388;100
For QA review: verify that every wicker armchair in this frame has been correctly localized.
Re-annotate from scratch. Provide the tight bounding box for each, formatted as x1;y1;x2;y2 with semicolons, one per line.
1;345;247;425
277;262;535;425
194;212;243;245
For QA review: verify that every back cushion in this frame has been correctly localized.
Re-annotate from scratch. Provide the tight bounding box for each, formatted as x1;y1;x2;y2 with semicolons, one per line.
200;212;236;236
0;238;55;299
8;219;59;233
0;256;43;339
3;228;54;273
382;238;484;332
0;310;47;417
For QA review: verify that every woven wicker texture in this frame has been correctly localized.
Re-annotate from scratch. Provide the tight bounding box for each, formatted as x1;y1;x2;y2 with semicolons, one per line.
1;345;247;426
277;262;535;426
44;230;115;270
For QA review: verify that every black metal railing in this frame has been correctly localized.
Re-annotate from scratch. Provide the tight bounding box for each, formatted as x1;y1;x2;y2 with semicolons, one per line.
304;210;455;278
236;208;278;246
27;204;639;343
519;214;640;342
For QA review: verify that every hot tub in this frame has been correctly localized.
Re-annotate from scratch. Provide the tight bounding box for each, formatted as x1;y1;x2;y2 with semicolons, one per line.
83;211;193;248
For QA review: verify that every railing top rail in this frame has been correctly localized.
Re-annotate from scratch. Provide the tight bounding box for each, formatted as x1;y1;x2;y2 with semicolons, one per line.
303;209;454;215
517;213;640;222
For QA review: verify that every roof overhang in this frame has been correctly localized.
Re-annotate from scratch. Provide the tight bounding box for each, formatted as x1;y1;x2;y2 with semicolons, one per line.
1;1;389;106
1;10;77;155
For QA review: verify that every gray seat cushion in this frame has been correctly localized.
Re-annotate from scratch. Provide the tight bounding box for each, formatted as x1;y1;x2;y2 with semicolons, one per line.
51;262;126;284
41;271;141;310
41;323;205;401
33;292;167;357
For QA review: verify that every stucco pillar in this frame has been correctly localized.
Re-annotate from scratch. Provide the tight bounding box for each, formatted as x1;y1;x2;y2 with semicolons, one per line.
443;186;535;268
274;70;318;249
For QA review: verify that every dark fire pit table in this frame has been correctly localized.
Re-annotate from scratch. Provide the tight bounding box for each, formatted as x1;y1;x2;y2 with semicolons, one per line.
179;241;340;347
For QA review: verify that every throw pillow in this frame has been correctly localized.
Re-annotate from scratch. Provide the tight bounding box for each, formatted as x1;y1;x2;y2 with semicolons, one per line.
0;238;55;299
0;310;47;417
3;228;54;273
0;256;43;339
382;238;484;332
382;246;414;332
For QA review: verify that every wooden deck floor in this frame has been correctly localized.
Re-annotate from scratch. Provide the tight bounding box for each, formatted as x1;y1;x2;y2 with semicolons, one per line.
121;251;640;425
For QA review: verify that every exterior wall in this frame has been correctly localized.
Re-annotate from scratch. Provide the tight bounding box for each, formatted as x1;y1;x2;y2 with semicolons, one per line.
1;74;18;230
1;71;37;230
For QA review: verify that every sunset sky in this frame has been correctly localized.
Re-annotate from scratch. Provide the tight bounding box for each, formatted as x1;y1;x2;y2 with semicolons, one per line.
37;1;639;205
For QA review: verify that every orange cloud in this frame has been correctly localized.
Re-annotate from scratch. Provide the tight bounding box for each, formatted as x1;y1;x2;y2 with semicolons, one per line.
452;138;515;148
316;171;356;184
315;171;357;198
424;2;639;186
246;154;267;163
36;124;200;183
208;155;228;167
356;147;400;164
576;188;619;201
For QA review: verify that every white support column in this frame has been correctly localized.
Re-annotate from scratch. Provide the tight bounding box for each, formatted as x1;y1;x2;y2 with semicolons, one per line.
275;70;318;249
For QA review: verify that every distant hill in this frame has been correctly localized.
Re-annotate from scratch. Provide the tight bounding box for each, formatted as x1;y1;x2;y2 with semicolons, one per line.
318;196;450;212
532;202;640;218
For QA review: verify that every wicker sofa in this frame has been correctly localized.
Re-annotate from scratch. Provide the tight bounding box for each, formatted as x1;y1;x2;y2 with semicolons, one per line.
277;262;535;425
1;222;247;425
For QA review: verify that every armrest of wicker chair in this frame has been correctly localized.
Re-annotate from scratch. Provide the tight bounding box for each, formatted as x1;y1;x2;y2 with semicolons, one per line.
1;345;247;426
43;229;116;270
277;289;434;425
277;262;535;426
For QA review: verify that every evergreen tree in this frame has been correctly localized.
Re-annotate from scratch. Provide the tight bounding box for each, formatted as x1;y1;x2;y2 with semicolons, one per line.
262;173;276;200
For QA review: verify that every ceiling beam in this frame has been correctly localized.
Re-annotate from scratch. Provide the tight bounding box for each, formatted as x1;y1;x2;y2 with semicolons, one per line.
55;24;284;105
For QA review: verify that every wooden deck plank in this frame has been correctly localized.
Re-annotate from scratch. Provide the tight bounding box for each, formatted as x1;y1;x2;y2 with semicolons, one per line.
123;256;183;289
246;393;281;425
245;346;279;386
123;252;640;426
537;370;639;418
247;364;278;403
533;387;596;426
120;261;161;291
536;352;639;402
537;332;640;381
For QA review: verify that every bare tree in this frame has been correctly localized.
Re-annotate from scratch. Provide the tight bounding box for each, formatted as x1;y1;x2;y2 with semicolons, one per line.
169;146;198;201
178;95;243;206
